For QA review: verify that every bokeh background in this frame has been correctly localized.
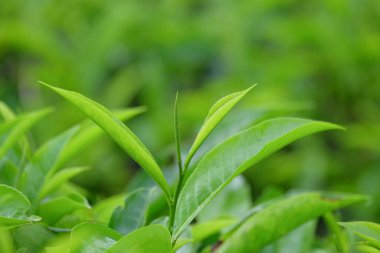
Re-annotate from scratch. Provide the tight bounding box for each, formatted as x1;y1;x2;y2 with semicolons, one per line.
1;0;379;222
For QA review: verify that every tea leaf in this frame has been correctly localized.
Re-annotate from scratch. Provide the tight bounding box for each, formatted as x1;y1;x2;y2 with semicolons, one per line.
93;193;128;225
40;82;172;201
56;107;145;168
106;225;171;253
174;118;343;238
339;221;380;249
70;222;122;253
219;192;366;252
0;108;51;158
109;188;154;235
184;85;255;168
39;167;89;199
0;184;41;228
19;127;78;202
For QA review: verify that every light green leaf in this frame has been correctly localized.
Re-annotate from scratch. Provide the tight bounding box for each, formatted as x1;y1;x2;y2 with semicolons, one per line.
219;192;366;252
0;160;18;186
339;221;380;249
174;118;343;238
0;101;16;122
0;108;51;158
357;244;380;253
106;225;171;253
39;167;89;199
40;82;171;201
0;228;14;253
192;217;237;242
70;222;122;253
19;127;78;202
93;193;128;225
37;193;90;225
198;176;252;222
262;221;316;253
0;184;41;228
184;85;255;168
56;107;145;168
109;188;154;235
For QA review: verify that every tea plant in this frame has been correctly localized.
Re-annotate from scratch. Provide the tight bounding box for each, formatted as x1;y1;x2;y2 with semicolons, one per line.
0;84;368;252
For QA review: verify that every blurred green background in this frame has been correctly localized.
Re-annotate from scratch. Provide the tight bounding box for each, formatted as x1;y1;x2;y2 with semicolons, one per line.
0;0;379;222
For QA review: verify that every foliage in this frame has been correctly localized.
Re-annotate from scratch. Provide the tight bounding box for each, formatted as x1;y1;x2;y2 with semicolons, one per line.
0;86;370;252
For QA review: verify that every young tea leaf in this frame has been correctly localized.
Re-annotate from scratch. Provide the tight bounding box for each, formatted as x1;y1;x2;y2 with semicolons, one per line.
39;82;172;202
56;107;145;168
184;85;255;169
219;192;366;252
173;118;343;238
39;167;89;199
19;127;78;202
106;224;172;253
0;108;51;158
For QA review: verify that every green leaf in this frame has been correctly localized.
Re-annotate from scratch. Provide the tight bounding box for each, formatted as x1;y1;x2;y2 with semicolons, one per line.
174;118;344;238
37;193;90;225
357;244;380;253
218;192;366;252
39;167;89;199
198;176;252;222
70;222;122;253
40;82;172;201
106;225;172;253
0;228;14;253
109;188;154;235
184;85;255;168
0;160;18;186
56;107;145;168
0;101;16;122
339;221;380;249
93;193;128;225
0;108;51;158
0;184;41;228
19;127;78;202
263;221;316;253
192;217;237;242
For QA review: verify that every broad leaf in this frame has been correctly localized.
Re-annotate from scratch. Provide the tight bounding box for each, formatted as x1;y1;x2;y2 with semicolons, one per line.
106;225;171;253
0;108;51;157
219;192;366;252
40;82;171;201
184;85;255;168
0;160;18;186
70;222;122;253
19;127;78;202
357;245;380;253
0;184;41;228
339;221;380;249
56;107;145;168
39;167;89;199
109;188;154;235
174;118;343;238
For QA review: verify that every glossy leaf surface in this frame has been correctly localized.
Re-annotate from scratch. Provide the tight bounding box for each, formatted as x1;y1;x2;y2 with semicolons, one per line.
40;82;171;200
174;118;343;238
